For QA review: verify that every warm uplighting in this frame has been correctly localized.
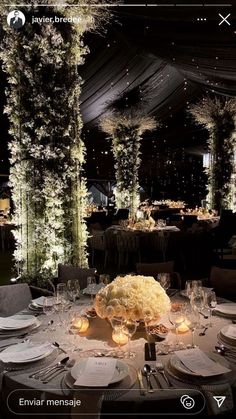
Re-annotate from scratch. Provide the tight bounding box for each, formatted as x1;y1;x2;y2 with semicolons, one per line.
177;318;191;333
112;327;129;346
73;316;90;333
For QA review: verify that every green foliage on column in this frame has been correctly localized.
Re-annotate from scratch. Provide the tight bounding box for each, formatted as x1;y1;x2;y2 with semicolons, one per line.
190;97;236;212
100;110;156;217
0;0;110;284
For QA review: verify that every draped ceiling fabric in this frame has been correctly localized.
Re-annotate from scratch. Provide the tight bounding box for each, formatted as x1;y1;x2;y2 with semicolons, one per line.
80;4;236;128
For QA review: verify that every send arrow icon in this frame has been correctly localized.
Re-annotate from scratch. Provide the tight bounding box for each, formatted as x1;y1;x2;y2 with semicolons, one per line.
213;396;226;408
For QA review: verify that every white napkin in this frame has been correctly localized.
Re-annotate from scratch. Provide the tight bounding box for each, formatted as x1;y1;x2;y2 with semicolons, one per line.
0;316;36;330
175;348;231;377
31;296;46;307
74;357;117;387
0;343;52;363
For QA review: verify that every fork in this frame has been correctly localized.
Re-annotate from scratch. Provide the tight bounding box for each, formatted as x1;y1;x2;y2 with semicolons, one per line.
155;361;172;387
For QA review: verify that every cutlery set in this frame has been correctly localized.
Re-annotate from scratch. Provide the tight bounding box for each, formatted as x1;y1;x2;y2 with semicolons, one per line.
138;360;171;394
29;357;75;383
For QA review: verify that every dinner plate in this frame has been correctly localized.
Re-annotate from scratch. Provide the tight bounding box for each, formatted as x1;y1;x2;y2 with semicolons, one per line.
0;341;54;364
220;325;236;341
170;352;229;378
214;303;236;318
70;358;129;386
0;318;41;338
0;315;37;331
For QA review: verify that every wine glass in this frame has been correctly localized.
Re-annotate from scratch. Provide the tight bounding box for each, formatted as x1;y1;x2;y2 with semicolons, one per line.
185;307;199;348
99;274;110;285
43;296;56;331
158;273;171;292
190;288;205;328
67;279;80;304
68;309;81;351
124;319;138;358
87;276;96;302
185;280;194;298
204;291;217;327
169;303;185;349
110;316;125;357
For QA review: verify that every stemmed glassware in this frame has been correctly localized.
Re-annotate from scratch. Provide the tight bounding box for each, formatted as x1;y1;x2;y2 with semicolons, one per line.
43;296;56;331
169;303;185;349
87;276;97;302
67;279;80;304
110;316;126;357
55;283;69;326
158;273;171;292
184;307;199;348
99;274;110;285
203;291;217;327
124;318;138;358
190;288;205;328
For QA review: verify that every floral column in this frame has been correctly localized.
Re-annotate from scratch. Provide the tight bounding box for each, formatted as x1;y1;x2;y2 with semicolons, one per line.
190;97;236;212
100;110;156;218
0;0;109;285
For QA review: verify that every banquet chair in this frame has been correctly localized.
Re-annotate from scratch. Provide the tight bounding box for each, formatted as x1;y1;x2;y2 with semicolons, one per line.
136;261;182;289
0;283;32;317
152;231;170;261
210;266;236;301
116;231;140;269
58;264;97;289
89;230;106;266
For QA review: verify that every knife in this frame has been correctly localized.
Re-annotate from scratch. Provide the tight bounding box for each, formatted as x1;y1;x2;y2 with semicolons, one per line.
137;369;146;396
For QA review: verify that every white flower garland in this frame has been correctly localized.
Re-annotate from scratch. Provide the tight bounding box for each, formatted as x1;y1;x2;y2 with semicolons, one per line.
100;111;156;217
0;0;110;284
189;97;236;211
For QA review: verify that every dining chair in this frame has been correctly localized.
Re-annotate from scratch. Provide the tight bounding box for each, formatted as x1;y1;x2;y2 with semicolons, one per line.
116;231;140;270
136;261;182;289
210;266;236;301
0;283;32;317
57;264;97;289
89;230;106;266
152;231;170;261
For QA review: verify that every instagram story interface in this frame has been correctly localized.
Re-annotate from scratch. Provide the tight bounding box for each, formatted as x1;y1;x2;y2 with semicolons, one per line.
0;1;236;418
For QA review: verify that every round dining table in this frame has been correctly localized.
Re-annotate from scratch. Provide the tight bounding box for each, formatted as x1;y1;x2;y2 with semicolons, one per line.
0;293;236;418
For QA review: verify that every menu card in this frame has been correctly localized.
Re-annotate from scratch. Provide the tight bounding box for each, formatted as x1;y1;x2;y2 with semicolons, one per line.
0;343;52;363
175;348;231;377
74;357;117;387
226;325;236;338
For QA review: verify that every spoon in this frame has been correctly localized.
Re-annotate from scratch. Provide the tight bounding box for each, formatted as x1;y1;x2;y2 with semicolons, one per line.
30;356;69;379
215;345;236;359
52;342;67;354
142;364;154;393
199;327;208;336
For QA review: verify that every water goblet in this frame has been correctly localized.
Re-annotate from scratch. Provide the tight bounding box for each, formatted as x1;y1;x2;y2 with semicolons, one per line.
169;303;185;349
87;276;96;302
43;296;56;331
67;279;80;304
185;307;199;348
124;318;138;358
204;291;217;327
158;273;171;292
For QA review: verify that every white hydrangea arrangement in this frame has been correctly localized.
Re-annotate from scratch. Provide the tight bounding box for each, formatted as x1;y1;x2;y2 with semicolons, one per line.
94;275;171;322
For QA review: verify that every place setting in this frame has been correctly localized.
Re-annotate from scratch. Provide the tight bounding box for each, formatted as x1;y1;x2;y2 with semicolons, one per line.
0;314;41;339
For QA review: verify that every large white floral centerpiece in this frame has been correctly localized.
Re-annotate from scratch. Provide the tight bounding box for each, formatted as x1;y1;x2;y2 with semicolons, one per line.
94;275;171;322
